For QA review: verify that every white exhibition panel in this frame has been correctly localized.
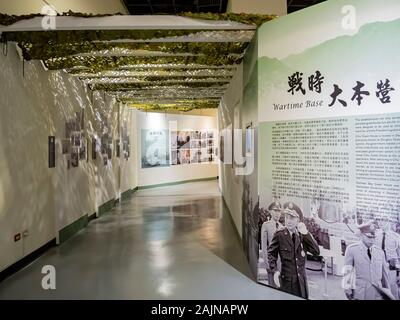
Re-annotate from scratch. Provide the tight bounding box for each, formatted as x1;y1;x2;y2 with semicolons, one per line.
137;111;218;187
0;45;138;272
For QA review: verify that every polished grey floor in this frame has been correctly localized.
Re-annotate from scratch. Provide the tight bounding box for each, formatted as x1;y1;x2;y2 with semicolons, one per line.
0;181;297;300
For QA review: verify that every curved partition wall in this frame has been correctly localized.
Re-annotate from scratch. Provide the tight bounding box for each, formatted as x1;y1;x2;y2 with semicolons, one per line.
219;0;400;300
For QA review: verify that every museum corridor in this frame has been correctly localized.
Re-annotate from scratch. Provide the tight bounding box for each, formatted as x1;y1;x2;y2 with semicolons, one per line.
1;0;399;308
0;181;295;300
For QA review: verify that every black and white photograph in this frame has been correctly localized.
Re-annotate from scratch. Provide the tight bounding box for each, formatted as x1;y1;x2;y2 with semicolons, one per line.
169;130;217;166
107;144;112;160
200;148;209;163
66;155;71;170
170;131;177;149
48;136;56;168
177;131;190;149
190;140;200;148
190;148;201;164
171;150;178;165
177;149;190;165
190;131;199;139
115;139;120;158
92;138;97;160
71;132;81;147
65;119;76;138
75;110;84;132
62;139;71;155
256;196;400;300
79;138;86;161
71;149;79;168
77;109;84;132
219;134;224;163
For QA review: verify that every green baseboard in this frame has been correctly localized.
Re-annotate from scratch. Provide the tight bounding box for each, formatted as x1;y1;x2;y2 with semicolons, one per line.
98;198;115;216
58;187;139;245
59;214;89;244
121;187;138;200
138;176;218;190
88;212;97;221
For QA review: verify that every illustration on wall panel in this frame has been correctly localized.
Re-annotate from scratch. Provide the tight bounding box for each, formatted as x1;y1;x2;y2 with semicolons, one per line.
141;129;170;168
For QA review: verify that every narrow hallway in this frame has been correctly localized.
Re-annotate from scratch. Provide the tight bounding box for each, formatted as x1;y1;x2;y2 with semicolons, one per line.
0;181;296;300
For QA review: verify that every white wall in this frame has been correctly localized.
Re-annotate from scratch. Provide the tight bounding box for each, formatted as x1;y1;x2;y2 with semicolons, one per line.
120;107;139;194
218;34;260;240
0;0;128;15
137;111;218;187
0;43;137;272
218;64;244;237
0;44;55;271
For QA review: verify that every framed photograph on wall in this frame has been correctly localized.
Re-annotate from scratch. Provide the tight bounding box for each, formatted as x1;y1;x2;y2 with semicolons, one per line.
61;139;71;155
71;132;81;147
92;137;97;160
219;133;224;163
66;155;71;170
79;138;87;161
75;110;84;132
65;120;76;138
107;145;112;160
177;131;191;149
116;139;120;158
71;149;79;168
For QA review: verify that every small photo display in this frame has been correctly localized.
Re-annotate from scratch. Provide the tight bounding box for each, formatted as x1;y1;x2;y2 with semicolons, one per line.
71;132;81;147
62;139;71;155
79;138;86;161
71;150;79;167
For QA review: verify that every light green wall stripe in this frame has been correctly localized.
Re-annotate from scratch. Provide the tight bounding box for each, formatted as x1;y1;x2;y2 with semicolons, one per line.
138;176;218;190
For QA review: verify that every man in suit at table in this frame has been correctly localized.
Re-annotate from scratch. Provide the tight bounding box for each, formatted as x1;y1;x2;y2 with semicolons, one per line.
267;202;320;299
